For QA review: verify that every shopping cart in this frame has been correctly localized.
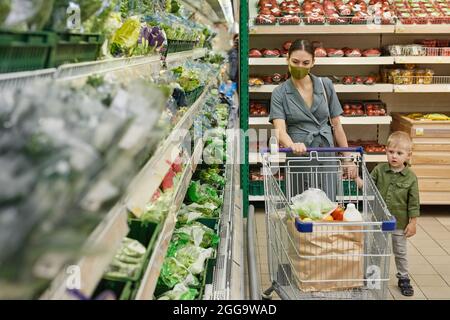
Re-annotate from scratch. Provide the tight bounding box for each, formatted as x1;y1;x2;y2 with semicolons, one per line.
260;146;396;300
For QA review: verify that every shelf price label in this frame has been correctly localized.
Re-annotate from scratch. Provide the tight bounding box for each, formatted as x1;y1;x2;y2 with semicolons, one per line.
415;128;424;136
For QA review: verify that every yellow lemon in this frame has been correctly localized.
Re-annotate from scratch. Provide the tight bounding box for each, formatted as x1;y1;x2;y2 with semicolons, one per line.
322;215;334;222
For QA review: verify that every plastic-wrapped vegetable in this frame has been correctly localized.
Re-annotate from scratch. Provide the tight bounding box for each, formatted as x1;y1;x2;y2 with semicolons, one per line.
198;168;225;188
291;188;338;221
173;222;219;249
110;16;141;57
175;245;213;275
3;0;54;31
177;202;219;224
158;257;199;289
104;238;146;280
157;283;197;300
186;181;222;207
141;189;174;223
0;0;11;25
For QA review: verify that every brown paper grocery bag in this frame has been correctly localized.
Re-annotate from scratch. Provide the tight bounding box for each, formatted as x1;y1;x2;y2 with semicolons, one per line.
286;217;364;292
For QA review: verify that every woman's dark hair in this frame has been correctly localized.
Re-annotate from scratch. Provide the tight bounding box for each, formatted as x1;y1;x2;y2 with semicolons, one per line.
288;39;315;58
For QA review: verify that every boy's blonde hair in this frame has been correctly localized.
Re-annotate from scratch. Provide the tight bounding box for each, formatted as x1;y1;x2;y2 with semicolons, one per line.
387;131;412;153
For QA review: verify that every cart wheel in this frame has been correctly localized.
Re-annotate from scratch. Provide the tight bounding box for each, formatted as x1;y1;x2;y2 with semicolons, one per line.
262;292;273;300
262;286;274;300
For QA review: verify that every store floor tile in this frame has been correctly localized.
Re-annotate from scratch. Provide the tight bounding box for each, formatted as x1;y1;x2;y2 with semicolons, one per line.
251;205;450;300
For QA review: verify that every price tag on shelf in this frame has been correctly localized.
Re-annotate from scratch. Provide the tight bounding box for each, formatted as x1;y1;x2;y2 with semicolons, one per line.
415;128;424;136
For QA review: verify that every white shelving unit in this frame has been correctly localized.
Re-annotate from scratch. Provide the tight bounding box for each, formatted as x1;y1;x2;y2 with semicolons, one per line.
394;84;450;93
394;56;450;64
249;57;394;66
250;84;395;93
250;24;396;34
249;116;392;126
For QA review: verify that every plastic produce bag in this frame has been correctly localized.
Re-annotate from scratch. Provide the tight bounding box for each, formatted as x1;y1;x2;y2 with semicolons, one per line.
0;0;11;25
158;257;199;289
175;245;213;275
177;202;219;224
157;283;197;300
291;188;337;221
173;222;219;249
110;16;141;57
3;0;54;30
104;237;146;280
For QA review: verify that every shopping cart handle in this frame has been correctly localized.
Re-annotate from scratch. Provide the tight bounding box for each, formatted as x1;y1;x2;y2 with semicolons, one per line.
261;147;364;154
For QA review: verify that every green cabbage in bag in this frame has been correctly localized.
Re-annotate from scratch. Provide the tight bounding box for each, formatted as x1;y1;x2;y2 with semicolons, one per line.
157;283;197;300
173;222;219;249
110;16;141;57
0;0;11;25
158;257;199;289
4;0;54;31
175;245;213;275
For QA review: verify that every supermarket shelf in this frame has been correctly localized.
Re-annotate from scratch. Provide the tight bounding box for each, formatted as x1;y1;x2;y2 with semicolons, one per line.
250;84;394;93
394;56;450;64
364;154;388;162
124;81;212;218
0;68;56;91
249;24;450;35
336;195;375;201
135;140;203;300
249;195;264;201
165;48;208;68
1;49;207;90
249;116;392;126
340;116;392;125
395;24;450;34
40;203;129;300
250;24;395;34
394;84;450;93
249;57;394;66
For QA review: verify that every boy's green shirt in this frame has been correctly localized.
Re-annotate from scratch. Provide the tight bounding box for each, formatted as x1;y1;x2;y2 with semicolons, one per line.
371;163;420;230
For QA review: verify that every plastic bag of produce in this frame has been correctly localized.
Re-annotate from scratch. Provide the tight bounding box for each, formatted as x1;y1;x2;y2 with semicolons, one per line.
104;237;146;280
110;16;141;57
0;0;11;25
158;257;199;289
3;0;54;30
177;202;219;224
173;222;219;249
157;283;197;300
175;245;213;275
291;188;337;221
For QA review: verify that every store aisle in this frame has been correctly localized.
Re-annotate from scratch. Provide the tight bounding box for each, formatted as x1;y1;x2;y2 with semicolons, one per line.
254;206;450;300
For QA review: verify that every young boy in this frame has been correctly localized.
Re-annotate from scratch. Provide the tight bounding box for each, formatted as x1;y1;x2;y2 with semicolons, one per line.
356;131;420;296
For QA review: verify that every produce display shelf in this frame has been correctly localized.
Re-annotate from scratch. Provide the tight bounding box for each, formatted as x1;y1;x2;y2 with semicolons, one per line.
395;24;450;34
0;49;208;90
249;195;265;201
124;81;212;218
249;57;394;66
40;202;129;300
394;84;450;93
336;195;375;201
250;24;395;34
394;56;450;64
134;139;204;300
249;116;392;126
250;84;394;93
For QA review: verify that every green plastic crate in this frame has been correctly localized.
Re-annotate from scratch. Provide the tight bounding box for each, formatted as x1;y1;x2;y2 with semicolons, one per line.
185;86;205;106
249;180;264;196
343;180;358;196
93;278;133;300
0;30;56;73
47;32;104;67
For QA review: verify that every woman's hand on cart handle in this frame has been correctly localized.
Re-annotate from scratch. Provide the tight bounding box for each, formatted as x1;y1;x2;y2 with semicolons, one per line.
288;143;307;155
267;146;364;154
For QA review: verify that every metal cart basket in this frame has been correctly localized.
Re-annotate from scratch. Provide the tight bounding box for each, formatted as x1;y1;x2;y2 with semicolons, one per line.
261;146;396;300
